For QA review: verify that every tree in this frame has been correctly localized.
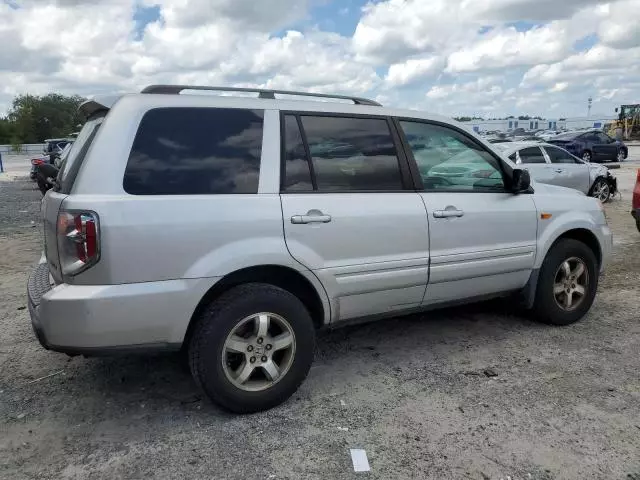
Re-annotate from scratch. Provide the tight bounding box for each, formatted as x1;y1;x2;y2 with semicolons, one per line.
6;93;85;143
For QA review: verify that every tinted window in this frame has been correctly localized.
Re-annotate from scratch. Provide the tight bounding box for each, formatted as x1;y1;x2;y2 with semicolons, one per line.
400;121;504;192
545;146;578;164
283;115;313;191
57;114;104;193
518;147;546;164
299;115;403;191
596;132;612;143
124;108;263;195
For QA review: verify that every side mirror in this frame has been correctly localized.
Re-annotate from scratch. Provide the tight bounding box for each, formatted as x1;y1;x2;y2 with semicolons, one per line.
512;168;531;193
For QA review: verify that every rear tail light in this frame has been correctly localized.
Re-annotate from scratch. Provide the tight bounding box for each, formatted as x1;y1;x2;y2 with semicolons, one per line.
57;211;100;276
31;158;45;165
632;169;640;210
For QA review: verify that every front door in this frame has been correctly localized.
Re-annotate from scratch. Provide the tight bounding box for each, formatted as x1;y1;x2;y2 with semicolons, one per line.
396;119;538;305
592;132;618;161
279;113;430;321
544;145;591;193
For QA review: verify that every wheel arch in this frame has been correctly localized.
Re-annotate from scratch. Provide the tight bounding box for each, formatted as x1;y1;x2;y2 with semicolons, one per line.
588;175;608;197
522;227;602;309
182;265;329;349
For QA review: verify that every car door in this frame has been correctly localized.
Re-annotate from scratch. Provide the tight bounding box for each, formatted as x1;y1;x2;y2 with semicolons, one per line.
512;146;555;185
396;119;538;305
595;132;618;160
279;113;430;322
544;145;590;193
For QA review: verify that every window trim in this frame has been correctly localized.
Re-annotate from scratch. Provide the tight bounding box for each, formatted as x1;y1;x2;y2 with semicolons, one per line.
392;117;518;194
279;110;414;193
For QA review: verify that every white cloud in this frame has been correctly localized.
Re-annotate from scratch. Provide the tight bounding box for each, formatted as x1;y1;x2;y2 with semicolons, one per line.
0;0;639;118
384;57;443;87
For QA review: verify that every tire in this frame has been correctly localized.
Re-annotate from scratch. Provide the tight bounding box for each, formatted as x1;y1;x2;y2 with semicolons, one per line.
590;178;610;203
531;238;598;325
620;148;628;161
582;150;592;162
188;283;315;413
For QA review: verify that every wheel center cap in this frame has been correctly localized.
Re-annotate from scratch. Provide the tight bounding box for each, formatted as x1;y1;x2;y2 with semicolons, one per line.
254;345;264;355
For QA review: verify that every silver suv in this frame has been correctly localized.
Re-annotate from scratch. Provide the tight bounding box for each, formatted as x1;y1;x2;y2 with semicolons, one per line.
28;85;612;413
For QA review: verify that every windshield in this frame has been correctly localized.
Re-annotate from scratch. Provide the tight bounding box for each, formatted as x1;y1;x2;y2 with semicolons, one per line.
56;113;105;191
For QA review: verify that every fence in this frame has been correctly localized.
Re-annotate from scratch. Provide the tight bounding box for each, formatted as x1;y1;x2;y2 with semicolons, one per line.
0;144;44;154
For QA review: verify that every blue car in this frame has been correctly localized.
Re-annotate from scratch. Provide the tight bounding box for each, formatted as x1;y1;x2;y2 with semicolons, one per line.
547;130;627;163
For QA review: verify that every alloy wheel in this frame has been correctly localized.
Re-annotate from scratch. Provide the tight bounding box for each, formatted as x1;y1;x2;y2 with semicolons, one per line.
553;257;589;311
591;180;610;202
617;150;625;162
582;151;591;162
221;312;296;392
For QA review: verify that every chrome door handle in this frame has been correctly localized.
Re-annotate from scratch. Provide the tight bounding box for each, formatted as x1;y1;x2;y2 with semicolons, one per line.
554;168;564;173
433;209;464;218
291;211;332;224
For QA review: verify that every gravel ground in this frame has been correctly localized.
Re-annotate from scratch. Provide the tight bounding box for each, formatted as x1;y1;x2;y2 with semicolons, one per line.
1;165;639;480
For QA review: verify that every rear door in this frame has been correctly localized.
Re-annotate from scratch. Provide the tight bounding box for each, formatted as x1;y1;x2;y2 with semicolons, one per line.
544;145;590;193
279;113;430;321
396;119;538;305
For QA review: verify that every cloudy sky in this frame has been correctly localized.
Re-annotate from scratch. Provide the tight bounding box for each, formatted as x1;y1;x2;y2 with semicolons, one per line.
1;0;639;118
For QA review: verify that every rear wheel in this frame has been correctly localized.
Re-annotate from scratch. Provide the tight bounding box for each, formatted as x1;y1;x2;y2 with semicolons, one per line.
590;178;610;202
531;239;598;325
188;283;315;413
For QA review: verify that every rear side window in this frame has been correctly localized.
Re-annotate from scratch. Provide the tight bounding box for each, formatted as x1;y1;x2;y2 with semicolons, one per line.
124;108;263;195
288;115;403;191
57;114;104;193
545;146;578;164
518;147;546;164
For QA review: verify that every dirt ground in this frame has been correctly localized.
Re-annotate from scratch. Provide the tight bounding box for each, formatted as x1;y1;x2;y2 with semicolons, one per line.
1;159;639;480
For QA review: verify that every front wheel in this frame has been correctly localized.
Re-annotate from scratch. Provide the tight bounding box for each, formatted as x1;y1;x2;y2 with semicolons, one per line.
617;149;627;162
582;150;592;162
590;178;610;202
188;283;315;413
531;239;598;325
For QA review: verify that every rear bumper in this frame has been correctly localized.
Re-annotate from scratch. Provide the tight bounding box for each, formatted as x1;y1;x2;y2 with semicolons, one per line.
27;262;216;355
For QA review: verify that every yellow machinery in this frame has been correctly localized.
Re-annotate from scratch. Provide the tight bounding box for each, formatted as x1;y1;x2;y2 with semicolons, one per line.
613;104;640;139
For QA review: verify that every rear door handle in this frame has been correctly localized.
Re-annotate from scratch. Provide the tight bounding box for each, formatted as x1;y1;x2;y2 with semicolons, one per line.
291;210;332;224
554;168;564;173
433;209;464;218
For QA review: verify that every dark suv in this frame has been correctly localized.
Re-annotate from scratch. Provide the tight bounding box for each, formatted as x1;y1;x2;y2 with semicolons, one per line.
548;130;627;163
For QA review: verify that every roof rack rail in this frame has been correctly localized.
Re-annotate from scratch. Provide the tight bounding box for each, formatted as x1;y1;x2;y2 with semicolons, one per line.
140;85;382;106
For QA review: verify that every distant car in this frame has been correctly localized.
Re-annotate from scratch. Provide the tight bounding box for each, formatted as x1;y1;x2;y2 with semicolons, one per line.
487;138;513;144
29;154;49;180
632;169;640;232
547;130;627;163
494;142;617;202
43;138;72;162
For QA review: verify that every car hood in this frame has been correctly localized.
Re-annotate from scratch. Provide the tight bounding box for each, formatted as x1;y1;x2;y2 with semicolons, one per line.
532;180;584;196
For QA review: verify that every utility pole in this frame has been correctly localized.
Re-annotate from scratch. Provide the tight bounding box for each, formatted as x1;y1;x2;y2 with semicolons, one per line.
587;97;592;117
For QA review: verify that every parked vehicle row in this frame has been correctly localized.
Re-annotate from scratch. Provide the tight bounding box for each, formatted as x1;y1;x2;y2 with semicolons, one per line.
547;130;627;163
494;141;617;202
28;86;612;413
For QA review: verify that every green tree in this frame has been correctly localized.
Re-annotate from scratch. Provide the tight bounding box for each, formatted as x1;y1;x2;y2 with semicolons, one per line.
6;93;85;143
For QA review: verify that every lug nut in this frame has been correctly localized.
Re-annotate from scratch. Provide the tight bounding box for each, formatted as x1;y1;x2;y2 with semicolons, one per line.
257;338;264;344
250;356;256;363
265;344;272;351
247;345;254;352
261;356;267;362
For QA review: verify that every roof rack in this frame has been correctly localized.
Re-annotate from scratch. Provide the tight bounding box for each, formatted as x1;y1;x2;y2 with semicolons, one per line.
140;85;382;106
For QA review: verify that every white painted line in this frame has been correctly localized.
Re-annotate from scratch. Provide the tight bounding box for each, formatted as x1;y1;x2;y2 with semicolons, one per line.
350;449;370;472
